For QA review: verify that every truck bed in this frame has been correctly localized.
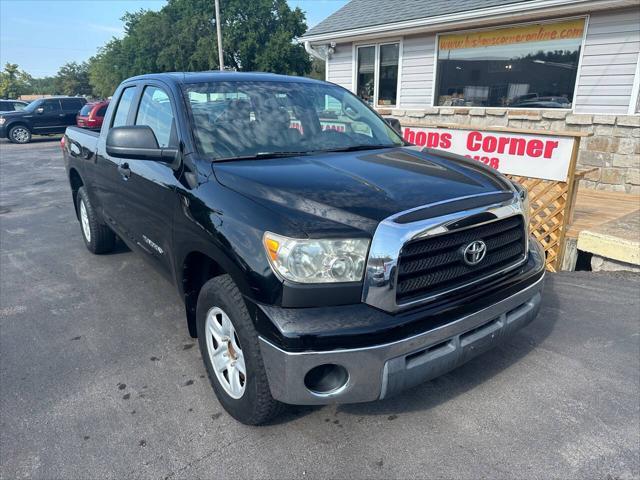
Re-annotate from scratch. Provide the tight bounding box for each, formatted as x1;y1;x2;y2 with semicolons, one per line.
65;126;99;159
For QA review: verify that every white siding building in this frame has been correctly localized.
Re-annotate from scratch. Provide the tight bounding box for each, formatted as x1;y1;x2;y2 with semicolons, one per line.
303;0;640;192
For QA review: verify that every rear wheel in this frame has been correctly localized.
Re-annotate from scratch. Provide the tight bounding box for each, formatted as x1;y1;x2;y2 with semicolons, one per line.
197;275;284;425
76;187;116;254
8;125;31;144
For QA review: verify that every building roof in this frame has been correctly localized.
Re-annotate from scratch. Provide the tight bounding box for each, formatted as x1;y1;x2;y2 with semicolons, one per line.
303;0;537;38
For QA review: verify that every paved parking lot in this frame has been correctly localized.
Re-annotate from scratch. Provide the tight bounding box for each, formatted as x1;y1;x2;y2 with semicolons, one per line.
1;138;639;479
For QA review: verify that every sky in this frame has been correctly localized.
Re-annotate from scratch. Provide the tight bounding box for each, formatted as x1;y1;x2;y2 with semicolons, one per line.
0;0;348;77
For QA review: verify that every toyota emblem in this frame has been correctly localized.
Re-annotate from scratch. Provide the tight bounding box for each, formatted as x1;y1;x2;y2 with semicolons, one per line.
463;240;487;266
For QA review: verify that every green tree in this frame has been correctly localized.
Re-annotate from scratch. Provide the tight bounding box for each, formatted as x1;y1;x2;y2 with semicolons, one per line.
88;0;311;97
88;39;128;98
0;63;32;99
307;57;326;81
54;62;91;96
29;76;57;95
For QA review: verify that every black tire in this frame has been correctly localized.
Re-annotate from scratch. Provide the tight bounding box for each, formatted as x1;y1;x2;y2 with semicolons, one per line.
8;125;31;144
197;275;284;425
76;187;116;254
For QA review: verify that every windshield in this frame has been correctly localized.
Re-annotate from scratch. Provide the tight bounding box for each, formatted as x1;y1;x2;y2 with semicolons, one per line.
182;81;404;160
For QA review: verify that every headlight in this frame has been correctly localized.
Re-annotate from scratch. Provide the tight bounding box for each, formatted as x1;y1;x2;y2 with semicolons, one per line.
511;180;530;229
263;232;370;283
0;117;5;125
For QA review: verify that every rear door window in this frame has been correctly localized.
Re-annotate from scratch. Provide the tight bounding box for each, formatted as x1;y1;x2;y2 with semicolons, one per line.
42;100;62;113
96;105;108;116
61;98;84;111
111;87;137;128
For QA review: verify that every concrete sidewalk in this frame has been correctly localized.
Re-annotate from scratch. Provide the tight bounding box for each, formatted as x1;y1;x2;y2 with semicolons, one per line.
579;209;640;271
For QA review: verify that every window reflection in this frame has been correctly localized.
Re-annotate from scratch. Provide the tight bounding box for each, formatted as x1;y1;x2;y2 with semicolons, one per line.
436;19;584;109
379;44;399;106
356;43;400;107
357;46;375;106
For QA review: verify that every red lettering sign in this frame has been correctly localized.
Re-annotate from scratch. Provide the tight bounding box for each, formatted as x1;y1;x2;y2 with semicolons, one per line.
402;126;573;181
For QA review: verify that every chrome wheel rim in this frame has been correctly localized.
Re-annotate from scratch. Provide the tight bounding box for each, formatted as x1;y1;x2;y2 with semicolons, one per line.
11;127;29;143
205;307;246;399
79;199;91;243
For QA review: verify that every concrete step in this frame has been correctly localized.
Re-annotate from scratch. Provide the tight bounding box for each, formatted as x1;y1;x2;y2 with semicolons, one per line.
577;209;640;272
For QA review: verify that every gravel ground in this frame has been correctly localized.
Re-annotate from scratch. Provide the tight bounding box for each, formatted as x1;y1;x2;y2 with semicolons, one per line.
1;138;639;479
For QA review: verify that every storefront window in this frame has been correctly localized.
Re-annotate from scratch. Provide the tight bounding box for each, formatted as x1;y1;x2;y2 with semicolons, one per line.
356;42;400;107
435;18;585;109
379;43;399;106
357;46;375;106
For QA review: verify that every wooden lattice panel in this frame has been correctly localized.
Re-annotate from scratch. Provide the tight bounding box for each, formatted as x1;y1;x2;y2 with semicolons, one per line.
507;175;569;272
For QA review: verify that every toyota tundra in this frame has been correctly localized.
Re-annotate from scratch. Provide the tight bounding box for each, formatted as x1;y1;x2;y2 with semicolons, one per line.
62;72;545;425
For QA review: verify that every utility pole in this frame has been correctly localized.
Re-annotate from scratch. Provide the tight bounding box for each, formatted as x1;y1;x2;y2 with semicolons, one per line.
214;0;224;70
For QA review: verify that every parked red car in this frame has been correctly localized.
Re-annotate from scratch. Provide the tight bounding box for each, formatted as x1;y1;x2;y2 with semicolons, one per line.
76;100;109;130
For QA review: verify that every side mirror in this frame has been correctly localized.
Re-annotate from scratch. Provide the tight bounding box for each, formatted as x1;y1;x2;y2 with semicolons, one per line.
106;125;178;163
385;117;402;135
36;107;44;114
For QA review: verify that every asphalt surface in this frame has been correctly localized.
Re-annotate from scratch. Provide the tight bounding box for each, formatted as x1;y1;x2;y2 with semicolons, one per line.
1;137;639;480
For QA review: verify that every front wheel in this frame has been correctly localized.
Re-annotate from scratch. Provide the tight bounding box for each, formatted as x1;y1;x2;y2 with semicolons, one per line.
76;187;116;254
8;125;31;144
197;275;284;425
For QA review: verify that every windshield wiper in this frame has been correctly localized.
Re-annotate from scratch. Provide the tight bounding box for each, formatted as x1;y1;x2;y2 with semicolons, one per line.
317;144;395;153
215;151;311;162
213;145;395;162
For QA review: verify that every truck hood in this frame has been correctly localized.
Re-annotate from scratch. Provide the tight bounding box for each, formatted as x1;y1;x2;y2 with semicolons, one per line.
212;147;511;236
0;111;26;118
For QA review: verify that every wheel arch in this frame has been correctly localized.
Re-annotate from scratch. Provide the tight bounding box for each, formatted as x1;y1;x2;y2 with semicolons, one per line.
69;168;84;218
7;120;30;130
181;250;232;338
6;121;31;139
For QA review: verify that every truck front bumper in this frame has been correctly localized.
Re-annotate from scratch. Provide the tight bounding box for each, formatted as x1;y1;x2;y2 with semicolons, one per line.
258;241;545;405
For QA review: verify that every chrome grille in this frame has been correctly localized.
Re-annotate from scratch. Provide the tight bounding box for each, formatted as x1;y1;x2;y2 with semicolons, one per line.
396;216;526;303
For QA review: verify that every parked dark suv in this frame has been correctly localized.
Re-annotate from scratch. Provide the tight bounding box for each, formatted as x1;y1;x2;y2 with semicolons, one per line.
0;96;87;143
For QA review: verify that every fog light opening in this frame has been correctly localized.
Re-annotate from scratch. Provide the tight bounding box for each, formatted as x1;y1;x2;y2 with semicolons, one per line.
304;364;349;395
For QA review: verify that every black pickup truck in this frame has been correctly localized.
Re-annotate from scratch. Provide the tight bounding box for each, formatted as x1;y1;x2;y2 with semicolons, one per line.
63;72;545;425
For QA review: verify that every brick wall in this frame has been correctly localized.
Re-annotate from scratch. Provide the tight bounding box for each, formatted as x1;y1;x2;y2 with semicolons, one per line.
383;108;640;194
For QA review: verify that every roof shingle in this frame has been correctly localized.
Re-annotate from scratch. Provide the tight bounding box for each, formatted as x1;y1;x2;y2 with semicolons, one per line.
303;0;536;37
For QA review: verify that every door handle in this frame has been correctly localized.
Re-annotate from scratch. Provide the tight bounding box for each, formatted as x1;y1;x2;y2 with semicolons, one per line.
59;113;65;117
118;162;131;180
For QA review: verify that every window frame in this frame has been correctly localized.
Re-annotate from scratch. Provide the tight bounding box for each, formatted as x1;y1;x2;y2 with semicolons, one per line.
42;99;62;113
629;54;640;115
61;98;84;111
133;83;179;148
431;15;589;112
352;39;403;109
109;85;139;129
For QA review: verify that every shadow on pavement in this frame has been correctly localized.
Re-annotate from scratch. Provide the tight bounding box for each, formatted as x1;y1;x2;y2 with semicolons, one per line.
0;136;62;145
